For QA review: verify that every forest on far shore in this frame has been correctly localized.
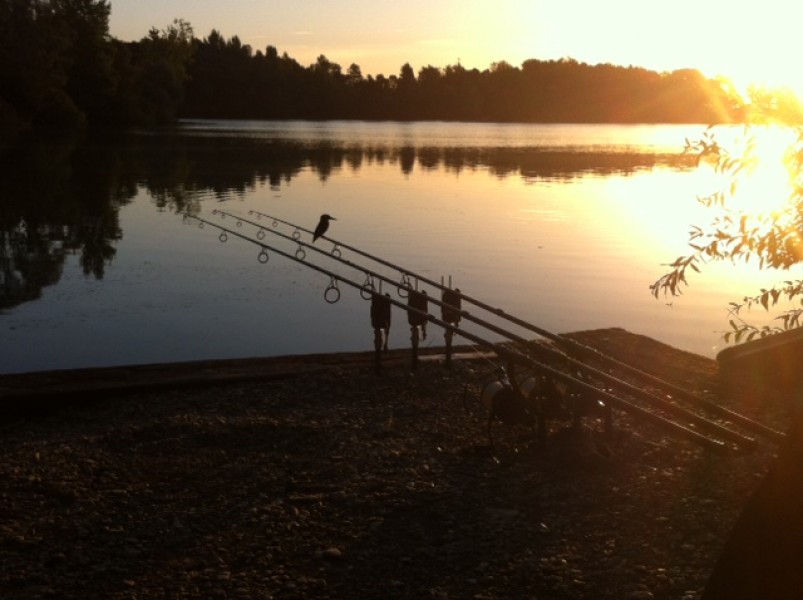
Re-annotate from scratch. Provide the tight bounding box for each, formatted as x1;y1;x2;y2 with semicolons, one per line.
3;0;803;141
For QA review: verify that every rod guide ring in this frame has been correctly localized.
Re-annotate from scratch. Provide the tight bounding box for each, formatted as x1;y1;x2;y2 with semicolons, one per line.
325;278;341;304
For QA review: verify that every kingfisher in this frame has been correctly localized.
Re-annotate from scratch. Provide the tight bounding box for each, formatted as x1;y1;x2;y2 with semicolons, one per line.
313;214;336;242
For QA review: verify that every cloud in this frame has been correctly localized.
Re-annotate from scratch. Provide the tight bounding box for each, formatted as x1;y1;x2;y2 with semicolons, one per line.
414;38;454;47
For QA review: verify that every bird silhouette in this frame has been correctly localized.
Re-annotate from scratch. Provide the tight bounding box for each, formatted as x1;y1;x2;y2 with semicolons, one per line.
313;214;336;242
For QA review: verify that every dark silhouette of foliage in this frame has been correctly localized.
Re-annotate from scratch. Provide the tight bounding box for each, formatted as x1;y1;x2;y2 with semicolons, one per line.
0;1;195;139
0;129;693;310
3;7;803;140
0;0;80;135
109;19;194;125
175;39;788;125
52;0;116;125
651;118;803;343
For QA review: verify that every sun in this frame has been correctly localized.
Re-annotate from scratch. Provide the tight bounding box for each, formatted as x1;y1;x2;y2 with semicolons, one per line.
701;10;803;111
715;126;799;217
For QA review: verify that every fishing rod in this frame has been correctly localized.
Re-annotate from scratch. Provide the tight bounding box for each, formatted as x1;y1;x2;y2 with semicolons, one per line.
214;209;410;300
212;209;766;449
186;212;756;452
241;209;783;444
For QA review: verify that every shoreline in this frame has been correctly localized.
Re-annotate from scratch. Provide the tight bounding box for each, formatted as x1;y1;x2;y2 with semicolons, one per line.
0;327;787;599
0;345;488;408
1;328;717;398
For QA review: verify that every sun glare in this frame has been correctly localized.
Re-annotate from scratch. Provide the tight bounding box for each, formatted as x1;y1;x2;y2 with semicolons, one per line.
714;126;798;217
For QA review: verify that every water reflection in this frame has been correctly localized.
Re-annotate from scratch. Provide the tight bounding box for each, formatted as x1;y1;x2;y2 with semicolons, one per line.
0;129;694;314
0;139;127;309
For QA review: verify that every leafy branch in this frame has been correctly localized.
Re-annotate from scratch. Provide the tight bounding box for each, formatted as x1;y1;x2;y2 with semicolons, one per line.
724;279;803;342
652;123;803;343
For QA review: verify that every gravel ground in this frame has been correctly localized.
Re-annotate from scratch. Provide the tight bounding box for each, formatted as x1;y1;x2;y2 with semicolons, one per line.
0;329;786;600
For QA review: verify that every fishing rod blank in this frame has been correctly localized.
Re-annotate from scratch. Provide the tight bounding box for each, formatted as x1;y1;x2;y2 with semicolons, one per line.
214;209;394;300
249;209;421;296
217;210;767;447
215;209;767;448
245;208;781;443
190;214;731;451
185;212;752;452
219;210;456;306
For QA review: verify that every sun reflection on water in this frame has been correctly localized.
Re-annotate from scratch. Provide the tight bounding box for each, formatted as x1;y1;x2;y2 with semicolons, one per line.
7;122;803;373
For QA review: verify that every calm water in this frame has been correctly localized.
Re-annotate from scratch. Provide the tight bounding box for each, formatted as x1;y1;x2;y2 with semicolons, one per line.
0;121;783;374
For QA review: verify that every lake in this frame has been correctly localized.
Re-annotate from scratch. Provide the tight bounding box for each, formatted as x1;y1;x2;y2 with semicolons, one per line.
0;121;785;374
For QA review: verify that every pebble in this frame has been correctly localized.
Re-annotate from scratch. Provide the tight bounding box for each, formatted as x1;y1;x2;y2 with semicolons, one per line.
321;547;344;561
0;351;782;599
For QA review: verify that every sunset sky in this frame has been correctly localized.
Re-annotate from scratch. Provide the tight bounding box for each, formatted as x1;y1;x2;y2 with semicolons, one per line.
109;0;801;94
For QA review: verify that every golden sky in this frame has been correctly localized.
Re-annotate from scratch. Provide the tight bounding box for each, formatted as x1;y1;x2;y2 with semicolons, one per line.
109;0;802;93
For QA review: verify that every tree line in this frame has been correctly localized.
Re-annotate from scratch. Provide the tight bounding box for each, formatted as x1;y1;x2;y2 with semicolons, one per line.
181;38;741;124
3;0;802;140
0;0;192;138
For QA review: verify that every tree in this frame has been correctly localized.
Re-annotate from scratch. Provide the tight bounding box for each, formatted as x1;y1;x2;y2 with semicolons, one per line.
484;60;522;121
52;0;117;125
399;62;416;86
414;65;441;118
648;99;803;600
346;63;363;84
140;19;195;121
650;120;803;342
105;19;194;125
0;0;81;133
